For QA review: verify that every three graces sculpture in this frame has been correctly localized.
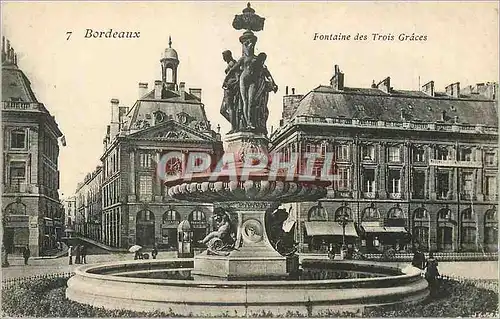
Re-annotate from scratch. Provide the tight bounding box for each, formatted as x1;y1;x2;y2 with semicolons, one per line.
220;3;278;135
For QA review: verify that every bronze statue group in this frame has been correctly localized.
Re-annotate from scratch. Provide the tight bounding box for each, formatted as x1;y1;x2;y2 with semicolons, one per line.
220;31;278;135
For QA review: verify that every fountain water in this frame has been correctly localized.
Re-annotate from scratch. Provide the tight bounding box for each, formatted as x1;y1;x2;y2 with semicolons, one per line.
66;3;429;316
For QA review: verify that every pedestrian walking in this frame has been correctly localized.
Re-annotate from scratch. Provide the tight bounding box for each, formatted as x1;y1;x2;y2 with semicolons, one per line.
80;245;87;264
22;245;30;265
424;252;440;296
411;244;425;270
74;245;81;264
151;245;158;259
68;245;73;265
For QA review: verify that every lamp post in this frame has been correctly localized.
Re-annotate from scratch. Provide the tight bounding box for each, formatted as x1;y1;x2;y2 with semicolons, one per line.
337;208;350;247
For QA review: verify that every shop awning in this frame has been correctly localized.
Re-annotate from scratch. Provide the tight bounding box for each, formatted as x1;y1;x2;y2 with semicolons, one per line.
384;227;408;233
304;222;358;237
363;225;408;233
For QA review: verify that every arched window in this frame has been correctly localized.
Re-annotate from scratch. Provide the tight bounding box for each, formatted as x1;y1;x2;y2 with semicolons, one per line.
189;210;206;222
166;68;173;83
413;208;429;220
461;208;473;221
437;208;452;220
4;201;27;215
388;207;405;219
334;206;352;221
163;209;180;223
437;208;454;252
308;204;327;221
412;208;429;250
484;209;497;249
361;205;380;221
137;210;154;222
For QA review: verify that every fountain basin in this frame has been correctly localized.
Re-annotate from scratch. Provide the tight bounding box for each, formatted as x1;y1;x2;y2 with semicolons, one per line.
66;258;429;317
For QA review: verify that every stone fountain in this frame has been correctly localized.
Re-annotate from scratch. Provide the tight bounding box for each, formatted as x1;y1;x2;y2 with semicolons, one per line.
66;4;429;315
165;2;329;280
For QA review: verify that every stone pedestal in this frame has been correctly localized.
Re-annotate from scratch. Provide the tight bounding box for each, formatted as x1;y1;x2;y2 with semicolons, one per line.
192;201;297;280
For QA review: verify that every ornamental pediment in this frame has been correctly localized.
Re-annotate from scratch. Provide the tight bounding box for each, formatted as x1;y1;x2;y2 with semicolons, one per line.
128;120;215;142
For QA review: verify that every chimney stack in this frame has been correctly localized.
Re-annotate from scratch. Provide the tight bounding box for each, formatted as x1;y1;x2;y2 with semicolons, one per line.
154;80;163;99
285;86;289;95
377;77;391;93
6;39;10;61
138;82;148;99
445;82;460;98
421;80;435;97
292;88;295;95
330;64;345;90
110;98;120;124
179;82;185;99
189;88;202;100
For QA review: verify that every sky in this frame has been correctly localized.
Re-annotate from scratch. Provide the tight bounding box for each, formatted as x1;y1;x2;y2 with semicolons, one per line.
2;1;498;198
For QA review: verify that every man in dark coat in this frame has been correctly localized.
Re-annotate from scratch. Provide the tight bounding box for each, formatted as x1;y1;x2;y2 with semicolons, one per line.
22;245;30;265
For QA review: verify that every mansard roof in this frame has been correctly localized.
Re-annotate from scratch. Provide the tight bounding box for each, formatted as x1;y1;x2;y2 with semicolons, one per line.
2;63;39;103
291;85;498;127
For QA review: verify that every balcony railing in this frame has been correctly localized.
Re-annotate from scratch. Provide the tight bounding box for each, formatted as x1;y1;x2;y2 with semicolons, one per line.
429;159;483;168
388;192;402;199
286;116;498;134
363;192;376;199
1;101;42;110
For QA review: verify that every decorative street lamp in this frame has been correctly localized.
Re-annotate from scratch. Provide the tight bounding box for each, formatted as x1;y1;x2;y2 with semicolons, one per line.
337;207;350;247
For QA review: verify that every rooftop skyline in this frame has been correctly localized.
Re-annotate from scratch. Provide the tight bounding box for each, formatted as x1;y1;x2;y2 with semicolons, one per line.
2;1;498;197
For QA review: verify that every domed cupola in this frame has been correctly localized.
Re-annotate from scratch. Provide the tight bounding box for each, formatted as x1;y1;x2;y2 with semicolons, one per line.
161;36;180;90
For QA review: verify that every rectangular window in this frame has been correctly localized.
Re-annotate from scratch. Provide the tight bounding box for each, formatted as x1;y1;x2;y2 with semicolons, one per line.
140;153;151;168
437;148;450;160
485;152;496;166
462;172;474;196
336;167;350;189
413;171;425;199
437;172;450;199
336;145;350;161
362;145;375;161
388;147;400;162
388;170;401;194
363;169;375;193
11;130;26;149
413;148;425;162
461;149;473;162
139;175;152;201
485;176;497;196
9;161;26;191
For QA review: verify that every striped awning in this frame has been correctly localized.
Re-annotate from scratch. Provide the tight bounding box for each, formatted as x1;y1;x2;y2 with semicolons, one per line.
304;222;358;237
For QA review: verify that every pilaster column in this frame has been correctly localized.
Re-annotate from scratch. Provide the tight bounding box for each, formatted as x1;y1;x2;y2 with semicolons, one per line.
476;147;484;201
378;142;387;199
452;168;458;200
352;140;359;198
429;144;436;200
129;149;136;202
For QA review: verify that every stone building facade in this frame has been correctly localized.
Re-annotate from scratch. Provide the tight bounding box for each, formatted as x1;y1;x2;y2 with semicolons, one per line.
74;166;103;242
271;65;498;253
62;196;76;227
75;39;224;249
1;37;64;256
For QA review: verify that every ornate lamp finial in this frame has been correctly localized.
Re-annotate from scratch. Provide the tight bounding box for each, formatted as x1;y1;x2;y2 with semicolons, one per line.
232;2;265;32
168;36;172;48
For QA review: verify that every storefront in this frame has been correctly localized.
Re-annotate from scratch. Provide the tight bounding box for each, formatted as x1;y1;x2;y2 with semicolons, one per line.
303;221;359;253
